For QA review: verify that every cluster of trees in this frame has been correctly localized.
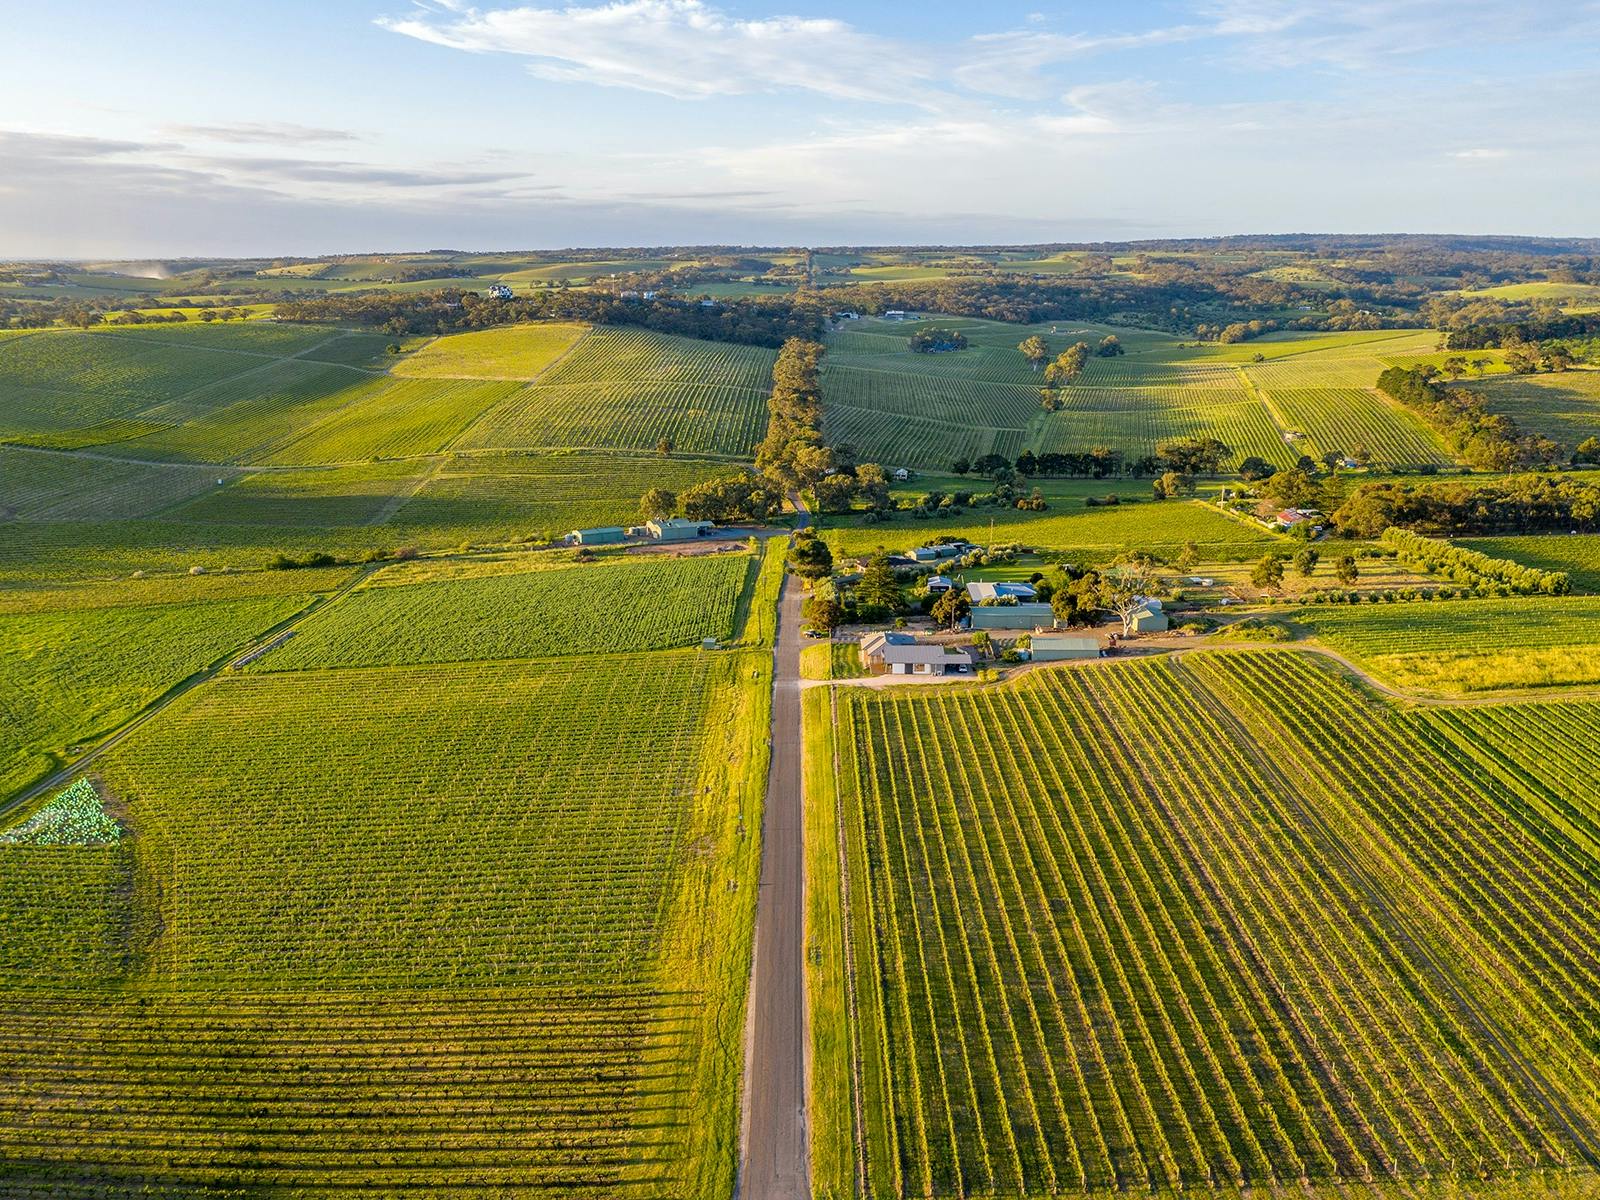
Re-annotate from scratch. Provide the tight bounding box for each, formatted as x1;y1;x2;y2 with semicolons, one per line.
277;288;827;348
1444;312;1600;350
1331;474;1600;537
1197;319;1280;344
1376;365;1559;471
908;327;967;353
1380;527;1570;595
952;436;1233;484
680;474;784;523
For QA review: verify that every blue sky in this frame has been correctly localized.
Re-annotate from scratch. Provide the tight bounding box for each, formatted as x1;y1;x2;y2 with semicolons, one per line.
3;1;1598;257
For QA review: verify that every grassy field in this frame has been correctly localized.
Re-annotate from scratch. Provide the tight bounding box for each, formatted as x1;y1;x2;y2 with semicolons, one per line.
254;550;753;669
822;320;1456;472
391;321;589;379
810;650;1600;1196
0;540;785;1196
0;589;323;800
1294;596;1600;693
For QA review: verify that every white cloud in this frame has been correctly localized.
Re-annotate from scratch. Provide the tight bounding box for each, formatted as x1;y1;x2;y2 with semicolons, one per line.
380;0;938;105
1449;147;1509;160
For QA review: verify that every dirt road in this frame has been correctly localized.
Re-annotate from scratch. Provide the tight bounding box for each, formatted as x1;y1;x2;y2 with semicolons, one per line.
738;571;810;1198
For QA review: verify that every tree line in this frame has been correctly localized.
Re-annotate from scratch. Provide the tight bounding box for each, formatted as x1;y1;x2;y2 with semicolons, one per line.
1331;474;1600;537
1376;365;1558;471
1380;527;1569;595
276;288;827;349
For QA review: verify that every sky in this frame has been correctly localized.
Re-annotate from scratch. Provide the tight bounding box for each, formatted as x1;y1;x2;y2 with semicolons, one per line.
2;0;1599;258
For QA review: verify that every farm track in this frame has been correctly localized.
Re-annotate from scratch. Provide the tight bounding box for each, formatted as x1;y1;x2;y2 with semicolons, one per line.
741;503;811;1199
0;564;380;822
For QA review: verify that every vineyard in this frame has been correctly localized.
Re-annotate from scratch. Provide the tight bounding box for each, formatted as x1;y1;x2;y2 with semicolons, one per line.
0;591;318;800
255;551;753;669
1460;535;1600;593
171;460;434;527
0;640;771;1196
1465;369;1600;449
457;327;778;458
811;650;1600;1197
822;320;1458;472
0;446;231;522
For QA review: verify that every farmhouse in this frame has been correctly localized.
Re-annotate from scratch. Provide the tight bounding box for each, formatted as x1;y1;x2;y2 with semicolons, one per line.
858;631;973;676
970;602;1054;630
486;283;514;300
1274;508;1325;533
566;526;627;546
967;580;1037;603
893;467;912;482
645;517;715;542
1032;634;1102;661
926;575;953;593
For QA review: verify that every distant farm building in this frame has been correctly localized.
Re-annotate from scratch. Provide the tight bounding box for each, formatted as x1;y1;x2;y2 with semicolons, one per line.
883;310;910;321
486;284;514;300
908;543;961;562
926;575;953;593
646;517;715;542
969;602;1054;630
566;526;626;546
893;467;912;482
967;580;1037;603
1032;634;1102;661
859;631;973;676
1274;508;1324;533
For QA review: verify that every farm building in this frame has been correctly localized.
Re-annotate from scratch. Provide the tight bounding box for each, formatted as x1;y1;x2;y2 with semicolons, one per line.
1129;597;1169;633
908;543;961;562
1275;508;1325;532
859;631;972;676
485;284;514;300
893;467;912;482
926;575;953;593
970;603;1054;630
566;526;627;546
883;310;910;321
967;580;1037;603
645;517;715;542
1032;634;1102;661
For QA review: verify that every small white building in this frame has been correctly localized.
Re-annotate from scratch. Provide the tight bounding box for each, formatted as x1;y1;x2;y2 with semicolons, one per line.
486;284;514;300
966;580;1037;603
926;575;953;593
893;467;911;482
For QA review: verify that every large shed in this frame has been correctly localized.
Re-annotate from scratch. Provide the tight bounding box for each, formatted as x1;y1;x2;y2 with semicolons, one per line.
646;517;715;542
970;602;1054;630
1032;634;1102;661
567;526;626;545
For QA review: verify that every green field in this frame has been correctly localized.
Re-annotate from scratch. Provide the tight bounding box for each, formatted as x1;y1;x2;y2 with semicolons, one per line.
1294;596;1600;693
0;644;767;1195
1463;370;1600;449
823;319;1455;472
1459;534;1600;592
810;650;1600;1197
255;551;753;670
0;589;322;799
456;327;777;458
391;321;589;379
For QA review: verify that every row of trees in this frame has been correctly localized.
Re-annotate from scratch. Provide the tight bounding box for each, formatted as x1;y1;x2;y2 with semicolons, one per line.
951;436;1234;483
908;327;967;353
1380;527;1570;594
